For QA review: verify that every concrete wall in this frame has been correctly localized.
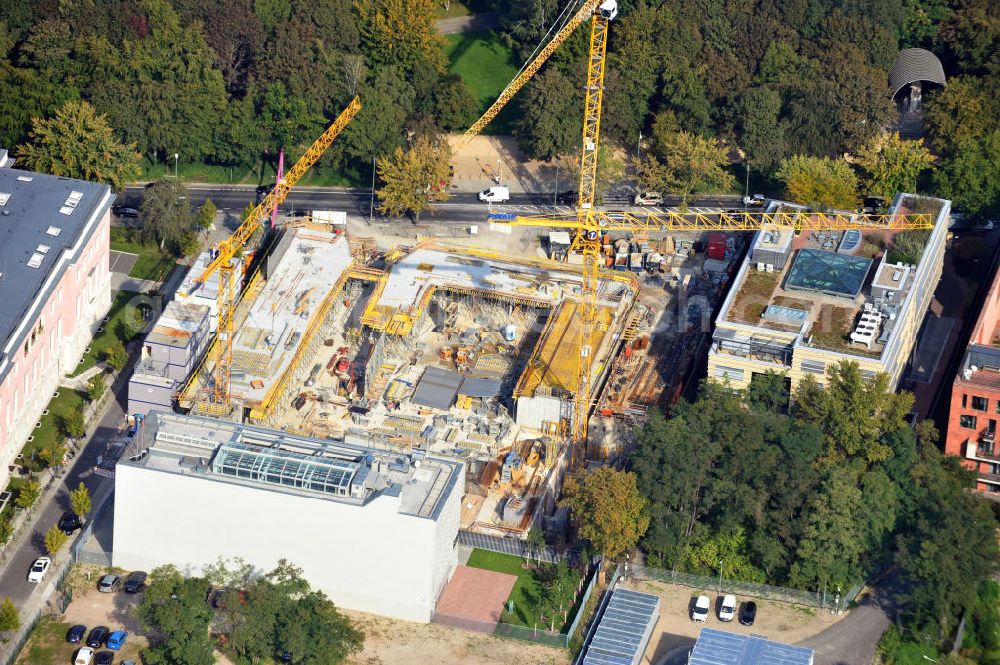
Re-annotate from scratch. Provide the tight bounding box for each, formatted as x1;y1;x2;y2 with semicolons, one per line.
0;208;111;485
112;464;459;622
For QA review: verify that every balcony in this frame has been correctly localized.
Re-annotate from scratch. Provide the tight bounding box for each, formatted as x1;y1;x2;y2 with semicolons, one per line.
978;472;1000;486
966;438;1000;462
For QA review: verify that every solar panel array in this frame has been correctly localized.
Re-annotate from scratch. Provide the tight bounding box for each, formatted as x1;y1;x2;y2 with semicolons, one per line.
689;627;814;665
582;589;660;665
211;441;357;497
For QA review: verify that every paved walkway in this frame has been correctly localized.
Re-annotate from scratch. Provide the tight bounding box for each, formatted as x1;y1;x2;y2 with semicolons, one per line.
436;12;499;34
60;365;104;391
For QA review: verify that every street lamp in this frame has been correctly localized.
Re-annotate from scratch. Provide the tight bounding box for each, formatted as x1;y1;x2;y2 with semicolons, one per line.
553;160;559;206
369;155;376;225
173;153;179;178
718;559;724;593
744;162;750;209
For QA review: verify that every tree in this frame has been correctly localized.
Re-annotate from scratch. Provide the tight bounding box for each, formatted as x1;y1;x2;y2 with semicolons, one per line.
776;155;859;210
195;199;217;232
746;370;789;414
357;0;446;75
376;135;451;222
434;74;477;131
140;179;195;255
793;361;913;466
515;68;581;160
855;133;935;201
44;524;68;555
526;526;545;565
15;480;40;510
85;375;106;403
740;86;786;172
70;483;92;520
104;339;128;372
139;565;215;665
0;597;19;633
638;125;734;205
17;100;140;192
62;409;85;440
931;133;1000;217
560;467;649;562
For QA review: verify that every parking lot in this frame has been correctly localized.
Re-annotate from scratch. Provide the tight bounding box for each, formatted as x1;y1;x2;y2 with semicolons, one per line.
620;579;846;664
16;566;148;665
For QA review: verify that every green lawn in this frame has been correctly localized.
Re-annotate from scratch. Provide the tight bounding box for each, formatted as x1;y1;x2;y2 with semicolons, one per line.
110;227;177;281
445;30;519;133
466;549;580;630
70;290;143;377
15;616;72;665
22;389;86;465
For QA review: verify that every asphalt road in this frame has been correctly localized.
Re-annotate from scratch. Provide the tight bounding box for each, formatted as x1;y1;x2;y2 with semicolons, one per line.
0;382;125;605
119;184;742;226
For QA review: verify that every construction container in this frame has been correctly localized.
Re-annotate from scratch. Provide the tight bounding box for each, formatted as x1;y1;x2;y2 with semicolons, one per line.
615;253;629;270
708;233;727;260
630;253;644;271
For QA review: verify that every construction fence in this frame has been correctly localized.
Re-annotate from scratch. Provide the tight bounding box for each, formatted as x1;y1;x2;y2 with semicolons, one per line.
432;558;604;650
630;564;863;613
456;529;583;565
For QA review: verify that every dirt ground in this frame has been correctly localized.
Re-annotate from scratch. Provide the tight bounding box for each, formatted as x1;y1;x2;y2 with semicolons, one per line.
344;609;570;665
622;579;847;664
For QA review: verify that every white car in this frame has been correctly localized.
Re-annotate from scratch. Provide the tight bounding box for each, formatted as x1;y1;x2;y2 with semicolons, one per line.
719;594;737;621
27;556;51;583
478;186;510;203
633;191;663;206
692;595;710;622
74;647;94;665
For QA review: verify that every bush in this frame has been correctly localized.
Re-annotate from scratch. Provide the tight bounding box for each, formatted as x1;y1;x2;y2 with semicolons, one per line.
14;480;40;510
86;375;106;402
104;339;127;371
888;230;931;265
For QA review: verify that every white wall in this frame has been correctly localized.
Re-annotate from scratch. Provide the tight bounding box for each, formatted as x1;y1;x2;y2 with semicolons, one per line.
112;464;458;622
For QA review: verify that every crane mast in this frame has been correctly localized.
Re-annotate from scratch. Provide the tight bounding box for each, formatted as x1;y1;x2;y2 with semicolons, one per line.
187;96;361;408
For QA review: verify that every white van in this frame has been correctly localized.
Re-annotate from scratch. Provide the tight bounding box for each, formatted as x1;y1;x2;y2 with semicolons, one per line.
478;186;510;203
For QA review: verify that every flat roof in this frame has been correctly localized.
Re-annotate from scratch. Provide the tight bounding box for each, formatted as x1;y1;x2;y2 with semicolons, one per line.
690;628;813;665
582;589;660;665
785;249;871;298
873;261;911;291
0;166;113;380
124;412;463;519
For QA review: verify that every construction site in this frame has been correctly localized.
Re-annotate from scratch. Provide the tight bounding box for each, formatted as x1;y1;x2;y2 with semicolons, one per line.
155;216;740;538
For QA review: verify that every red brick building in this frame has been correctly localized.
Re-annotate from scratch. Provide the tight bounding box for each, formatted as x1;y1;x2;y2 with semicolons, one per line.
945;263;1000;493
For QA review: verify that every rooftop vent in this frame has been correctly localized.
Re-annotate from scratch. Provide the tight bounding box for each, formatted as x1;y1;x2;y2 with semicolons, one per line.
36;244;50;254
16;176;32;182
58;190;83;215
0;193;10;206
45;226;61;237
27;252;44;268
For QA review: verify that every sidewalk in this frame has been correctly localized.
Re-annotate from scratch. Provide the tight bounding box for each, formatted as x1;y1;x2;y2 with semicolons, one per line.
436;13;500;34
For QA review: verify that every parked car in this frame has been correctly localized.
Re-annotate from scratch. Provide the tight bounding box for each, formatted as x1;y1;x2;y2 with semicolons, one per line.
719;594;737;621
111;205;140;219
106;631;128;650
95;651;114;665
27;556;51;583
739;600;757;626
633;191;663;206
74;647;95;665
59;511;83;534
98;573;121;593
555;190;578;205
124;571;147;593
478;186;510;203
743;193;766;207
691;595;710;622
86;626;109;649
67;624;87;643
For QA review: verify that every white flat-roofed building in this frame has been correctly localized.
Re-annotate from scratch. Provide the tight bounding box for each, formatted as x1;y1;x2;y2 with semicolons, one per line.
112;412;464;622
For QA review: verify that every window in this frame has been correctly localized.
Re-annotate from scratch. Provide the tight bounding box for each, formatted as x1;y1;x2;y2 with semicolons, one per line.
963;394;968;408
712;366;745;382
972;396;989;411
801;359;826;375
961;414;978;429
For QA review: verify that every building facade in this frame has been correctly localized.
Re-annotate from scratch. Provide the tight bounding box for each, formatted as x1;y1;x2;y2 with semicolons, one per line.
113;413;464;622
944;261;1000;492
0;161;113;485
707;194;951;393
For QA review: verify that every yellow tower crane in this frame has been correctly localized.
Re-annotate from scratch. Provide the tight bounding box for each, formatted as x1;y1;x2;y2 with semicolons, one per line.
183;96;361;410
464;1;934;470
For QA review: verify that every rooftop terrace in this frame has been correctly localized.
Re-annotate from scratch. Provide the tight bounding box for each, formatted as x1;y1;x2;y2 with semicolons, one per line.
125;412;462;519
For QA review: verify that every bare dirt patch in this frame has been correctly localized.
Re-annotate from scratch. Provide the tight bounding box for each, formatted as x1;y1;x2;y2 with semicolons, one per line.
621;579;847;664
344;609;570;665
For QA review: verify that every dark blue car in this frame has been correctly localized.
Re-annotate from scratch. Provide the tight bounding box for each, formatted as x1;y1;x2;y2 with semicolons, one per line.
66;624;86;643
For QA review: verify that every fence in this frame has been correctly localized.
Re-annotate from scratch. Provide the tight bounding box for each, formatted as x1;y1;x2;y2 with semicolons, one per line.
457;529;582;565
432;557;603;649
572;562;624;665
631;564;863;612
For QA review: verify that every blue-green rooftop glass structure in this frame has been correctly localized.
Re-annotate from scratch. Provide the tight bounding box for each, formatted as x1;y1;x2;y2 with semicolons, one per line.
785;249;871;298
211;441;357;496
